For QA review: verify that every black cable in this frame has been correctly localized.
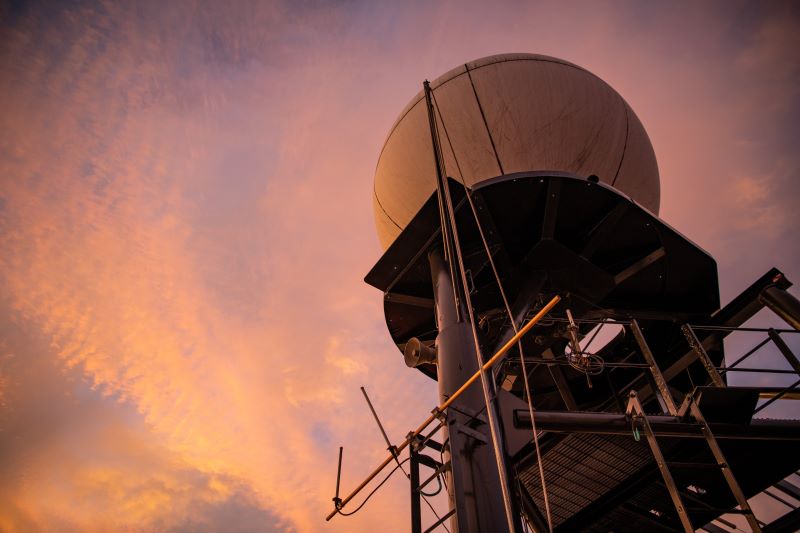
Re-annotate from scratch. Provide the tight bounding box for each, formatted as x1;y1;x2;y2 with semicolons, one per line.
439;438;449;492
419;472;443;497
336;458;410;516
421;490;451;533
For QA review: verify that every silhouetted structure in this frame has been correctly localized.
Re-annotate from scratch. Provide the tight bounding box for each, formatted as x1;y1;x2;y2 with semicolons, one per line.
329;54;800;533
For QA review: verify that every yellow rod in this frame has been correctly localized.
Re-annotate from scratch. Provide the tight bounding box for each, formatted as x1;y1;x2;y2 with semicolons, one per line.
440;295;561;413
325;294;561;521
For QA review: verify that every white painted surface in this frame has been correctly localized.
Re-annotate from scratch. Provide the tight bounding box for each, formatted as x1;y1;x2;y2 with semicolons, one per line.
374;53;660;249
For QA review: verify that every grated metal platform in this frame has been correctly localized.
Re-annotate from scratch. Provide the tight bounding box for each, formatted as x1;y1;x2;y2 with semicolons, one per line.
514;412;800;531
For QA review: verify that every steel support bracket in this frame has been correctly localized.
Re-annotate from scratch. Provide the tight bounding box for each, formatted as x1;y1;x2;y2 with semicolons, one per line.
453;422;490;444
408;432;423;453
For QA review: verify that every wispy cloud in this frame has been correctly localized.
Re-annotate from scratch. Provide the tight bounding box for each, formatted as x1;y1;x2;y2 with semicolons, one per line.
0;1;797;531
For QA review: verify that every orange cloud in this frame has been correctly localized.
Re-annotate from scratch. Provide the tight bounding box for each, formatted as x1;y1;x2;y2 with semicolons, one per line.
0;1;797;532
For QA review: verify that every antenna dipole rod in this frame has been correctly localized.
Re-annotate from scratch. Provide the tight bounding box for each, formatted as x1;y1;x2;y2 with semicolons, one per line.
334;446;343;507
325;294;561;521
361;387;393;450
361;386;407;476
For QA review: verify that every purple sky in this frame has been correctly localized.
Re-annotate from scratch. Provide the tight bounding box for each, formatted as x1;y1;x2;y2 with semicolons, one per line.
0;1;798;531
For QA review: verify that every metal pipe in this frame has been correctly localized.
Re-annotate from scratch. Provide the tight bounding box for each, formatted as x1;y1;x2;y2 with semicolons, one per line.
760;285;800;331
431;91;518;529
547;317;632;326
687;325;799;333
691;324;800;333
430;219;525;531
427;75;519;530
512;409;800;439
431;89;553;532
324;295;560;521
504;357;651;369
758;388;800;400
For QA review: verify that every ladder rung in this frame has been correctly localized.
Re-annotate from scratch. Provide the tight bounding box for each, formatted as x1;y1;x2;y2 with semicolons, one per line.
666;461;724;470
687;507;754;515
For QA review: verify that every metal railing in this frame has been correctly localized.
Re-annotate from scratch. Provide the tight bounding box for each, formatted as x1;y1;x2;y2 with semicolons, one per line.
684;324;800;414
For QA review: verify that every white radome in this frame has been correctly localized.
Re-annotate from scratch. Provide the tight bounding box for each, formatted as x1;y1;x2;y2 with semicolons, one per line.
373;53;660;250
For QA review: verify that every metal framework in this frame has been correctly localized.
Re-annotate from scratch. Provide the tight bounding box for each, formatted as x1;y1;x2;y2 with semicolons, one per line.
512;316;800;532
332;72;800;532
328;275;800;532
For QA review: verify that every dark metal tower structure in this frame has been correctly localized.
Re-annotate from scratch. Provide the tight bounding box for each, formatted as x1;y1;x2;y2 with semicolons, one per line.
326;54;800;532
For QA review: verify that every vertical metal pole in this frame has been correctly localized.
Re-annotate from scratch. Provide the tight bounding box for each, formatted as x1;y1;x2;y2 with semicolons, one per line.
681;324;725;387
430;248;514;533
424;80;461;322
411;446;422;533
439;184;520;530
631;320;678;415
626;392;693;532
425;76;519;532
432;85;553;531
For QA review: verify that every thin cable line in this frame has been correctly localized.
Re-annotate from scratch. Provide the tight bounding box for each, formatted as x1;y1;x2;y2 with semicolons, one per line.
336;459;409;516
465;64;504;175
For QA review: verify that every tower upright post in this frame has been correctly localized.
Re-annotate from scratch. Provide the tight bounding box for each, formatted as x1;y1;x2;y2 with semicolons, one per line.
429;247;518;533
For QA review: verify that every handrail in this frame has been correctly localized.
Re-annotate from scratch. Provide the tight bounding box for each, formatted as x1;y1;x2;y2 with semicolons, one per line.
687;325;800;334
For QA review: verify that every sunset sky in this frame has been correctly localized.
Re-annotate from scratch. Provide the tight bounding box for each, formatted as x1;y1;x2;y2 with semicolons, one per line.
1;1;799;531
